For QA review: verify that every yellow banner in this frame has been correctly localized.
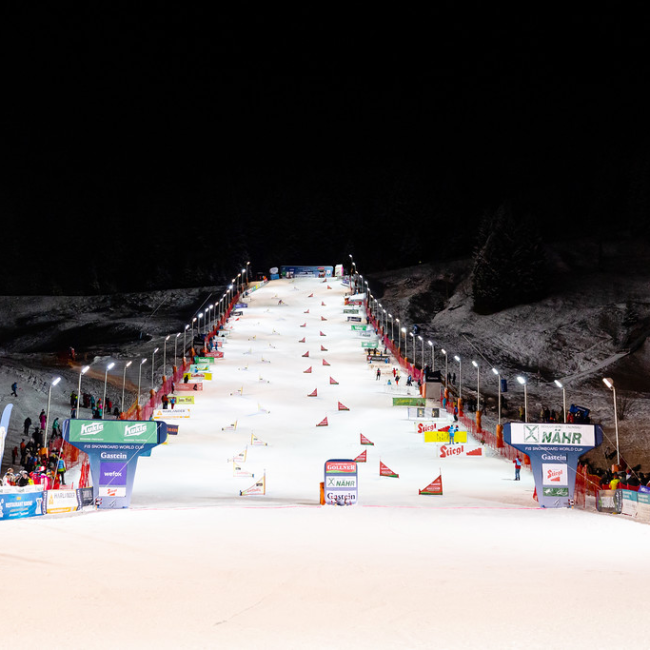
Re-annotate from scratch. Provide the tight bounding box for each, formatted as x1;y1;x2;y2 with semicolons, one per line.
424;430;468;443
176;395;194;405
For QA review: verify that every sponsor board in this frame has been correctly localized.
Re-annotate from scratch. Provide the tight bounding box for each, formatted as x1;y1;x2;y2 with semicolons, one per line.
46;489;80;514
437;444;483;458
166;424;179;435
425;430;468;443
189;364;210;373
361;341;378;348
343;308;359;314
194;356;215;364
183;372;212;381
152;408;190;419
175;395;195;405
509;423;596;447
98;486;128;498
351;324;368;331
0;491;45;520
324;459;358;505
393;397;426;407
504;422;602;509
175;383;203;391
408;407;440;420
67;420;159;444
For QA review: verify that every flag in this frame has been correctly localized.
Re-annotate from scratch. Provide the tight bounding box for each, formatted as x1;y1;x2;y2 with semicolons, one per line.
320;331;326;336
300;323;307;328
240;474;266;496
251;433;268;446
329;377;339;385
360;433;374;445
321;345;328;351
308;293;314;298
232;447;247;463
302;351;310;357
327;285;332;289
419;474;443;495
354;449;367;463
316;417;328;427
303;367;312;374
308;388;318;397
321;301;326;306
380;461;399;478
233;463;254;478
338;402;349;411
304;309;310;313
321;316;327;321
322;359;330;366
221;420;238;431
299;337;306;343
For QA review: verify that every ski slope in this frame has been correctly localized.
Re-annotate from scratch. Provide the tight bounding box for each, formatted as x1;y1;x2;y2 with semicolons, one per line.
2;277;649;650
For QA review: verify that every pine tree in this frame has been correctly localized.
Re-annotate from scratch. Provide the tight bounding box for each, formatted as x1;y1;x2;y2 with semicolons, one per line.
471;202;547;313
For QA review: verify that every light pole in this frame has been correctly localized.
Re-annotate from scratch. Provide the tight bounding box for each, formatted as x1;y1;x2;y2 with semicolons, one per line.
472;360;480;412
76;365;90;418
441;349;448;385
382;309;387;336
400;327;406;358
151;347;159;390
102;361;115;419
191;317;197;347
603;377;620;466
163;335;171;378
428;340;434;372
492;367;501;425
554;379;567;423
418;335;424;369
208;304;214;331
517;376;528;423
44;376;61;449
454;355;462;399
137;358;147;411
198;312;204;336
122;360;132;415
409;332;415;365
174;332;181;368
183;324;189;359
388;314;394;343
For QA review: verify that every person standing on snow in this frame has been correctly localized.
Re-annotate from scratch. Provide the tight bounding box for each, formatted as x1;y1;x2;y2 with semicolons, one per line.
376;368;381;381
514;456;522;480
449;424;456;445
11;382;18;397
39;410;47;431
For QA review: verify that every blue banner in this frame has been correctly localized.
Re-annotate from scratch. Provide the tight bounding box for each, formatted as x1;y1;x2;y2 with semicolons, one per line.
0;490;45;521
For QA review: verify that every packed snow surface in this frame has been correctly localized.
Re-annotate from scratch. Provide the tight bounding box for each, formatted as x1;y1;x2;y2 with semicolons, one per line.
2;278;649;650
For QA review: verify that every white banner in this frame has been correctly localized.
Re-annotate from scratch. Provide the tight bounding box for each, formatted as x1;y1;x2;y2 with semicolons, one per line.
152;408;191;419
509;423;596;447
46;489;79;514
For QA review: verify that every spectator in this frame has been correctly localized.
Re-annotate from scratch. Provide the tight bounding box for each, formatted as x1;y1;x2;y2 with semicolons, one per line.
3;468;16;486
11;381;18;397
514;456;522;480
23;417;32;435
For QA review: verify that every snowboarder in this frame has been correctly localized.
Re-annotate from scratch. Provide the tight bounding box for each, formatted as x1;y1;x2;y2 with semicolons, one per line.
514;456;522;480
11;382;18;397
376;368;381;380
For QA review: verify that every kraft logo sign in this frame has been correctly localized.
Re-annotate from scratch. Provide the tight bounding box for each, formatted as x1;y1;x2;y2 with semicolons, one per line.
125;423;149;437
80;422;104;436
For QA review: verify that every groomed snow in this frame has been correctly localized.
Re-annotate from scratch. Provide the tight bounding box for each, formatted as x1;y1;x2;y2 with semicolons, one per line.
2;277;649;650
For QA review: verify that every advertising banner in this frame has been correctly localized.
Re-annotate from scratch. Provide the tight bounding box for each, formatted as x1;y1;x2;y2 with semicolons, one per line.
393;397;426;407
504;422;602;508
204;351;224;359
46;489;81;514
343;308;359;314
183;372;213;381
280;265;333;278
351;324;368;331
235;303;249;309
436;443;483;458
407;407;440;420
175;395;195;405
194;356;215;364
189;364;210;373
175;383;203;391
424;429;468;443
63;419;168;509
361;341;378;348
152;408;190;419
0;404;13;469
324;459;358;505
0;490;45;520
596;489;622;514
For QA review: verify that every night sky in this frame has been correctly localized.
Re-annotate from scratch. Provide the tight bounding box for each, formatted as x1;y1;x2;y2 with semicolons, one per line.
3;6;650;293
